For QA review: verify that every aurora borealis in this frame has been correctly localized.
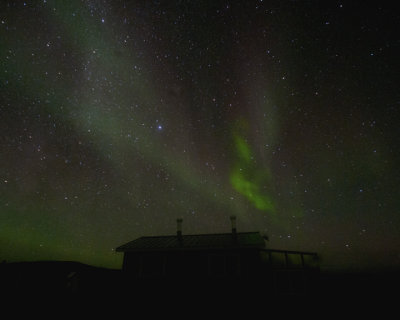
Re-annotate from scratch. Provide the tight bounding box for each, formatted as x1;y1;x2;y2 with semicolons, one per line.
1;1;399;271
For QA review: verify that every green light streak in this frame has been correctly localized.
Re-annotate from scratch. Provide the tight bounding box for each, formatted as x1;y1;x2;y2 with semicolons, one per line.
230;133;275;213
235;135;252;162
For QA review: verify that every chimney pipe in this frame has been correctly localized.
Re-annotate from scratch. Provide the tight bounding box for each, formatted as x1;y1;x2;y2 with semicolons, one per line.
177;218;183;243
230;215;237;241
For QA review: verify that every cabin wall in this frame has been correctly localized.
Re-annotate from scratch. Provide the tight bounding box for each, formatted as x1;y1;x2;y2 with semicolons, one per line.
122;249;263;279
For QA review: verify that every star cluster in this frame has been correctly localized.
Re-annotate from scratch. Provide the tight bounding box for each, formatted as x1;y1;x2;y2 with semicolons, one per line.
1;0;399;270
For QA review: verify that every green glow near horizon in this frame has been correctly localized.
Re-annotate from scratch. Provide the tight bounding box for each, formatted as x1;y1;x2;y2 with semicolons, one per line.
230;134;275;213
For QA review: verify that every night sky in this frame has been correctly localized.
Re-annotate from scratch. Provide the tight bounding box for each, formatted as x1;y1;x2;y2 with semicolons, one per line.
1;0;399;271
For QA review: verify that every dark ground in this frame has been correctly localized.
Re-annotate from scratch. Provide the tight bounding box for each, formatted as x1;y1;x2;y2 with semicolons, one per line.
1;261;398;299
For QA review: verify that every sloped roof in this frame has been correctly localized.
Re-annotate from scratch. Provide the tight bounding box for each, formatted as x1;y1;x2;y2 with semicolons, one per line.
116;232;265;252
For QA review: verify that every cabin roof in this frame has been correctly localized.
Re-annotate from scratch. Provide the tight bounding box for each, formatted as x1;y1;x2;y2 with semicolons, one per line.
116;232;265;252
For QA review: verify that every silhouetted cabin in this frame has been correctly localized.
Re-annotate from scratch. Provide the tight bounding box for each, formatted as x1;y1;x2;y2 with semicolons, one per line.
116;217;265;279
116;217;319;285
116;217;320;295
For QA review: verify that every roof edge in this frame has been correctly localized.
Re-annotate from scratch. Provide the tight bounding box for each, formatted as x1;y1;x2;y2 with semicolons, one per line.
115;231;265;252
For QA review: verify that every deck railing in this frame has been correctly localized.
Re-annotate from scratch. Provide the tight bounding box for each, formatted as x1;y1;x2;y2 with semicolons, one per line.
260;249;319;269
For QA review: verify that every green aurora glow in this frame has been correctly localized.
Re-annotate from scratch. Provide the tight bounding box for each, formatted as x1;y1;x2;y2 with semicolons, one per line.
1;1;399;271
230;133;275;213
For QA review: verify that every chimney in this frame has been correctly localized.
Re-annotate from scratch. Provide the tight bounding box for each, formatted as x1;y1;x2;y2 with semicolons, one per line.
230;215;237;241
176;218;183;243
